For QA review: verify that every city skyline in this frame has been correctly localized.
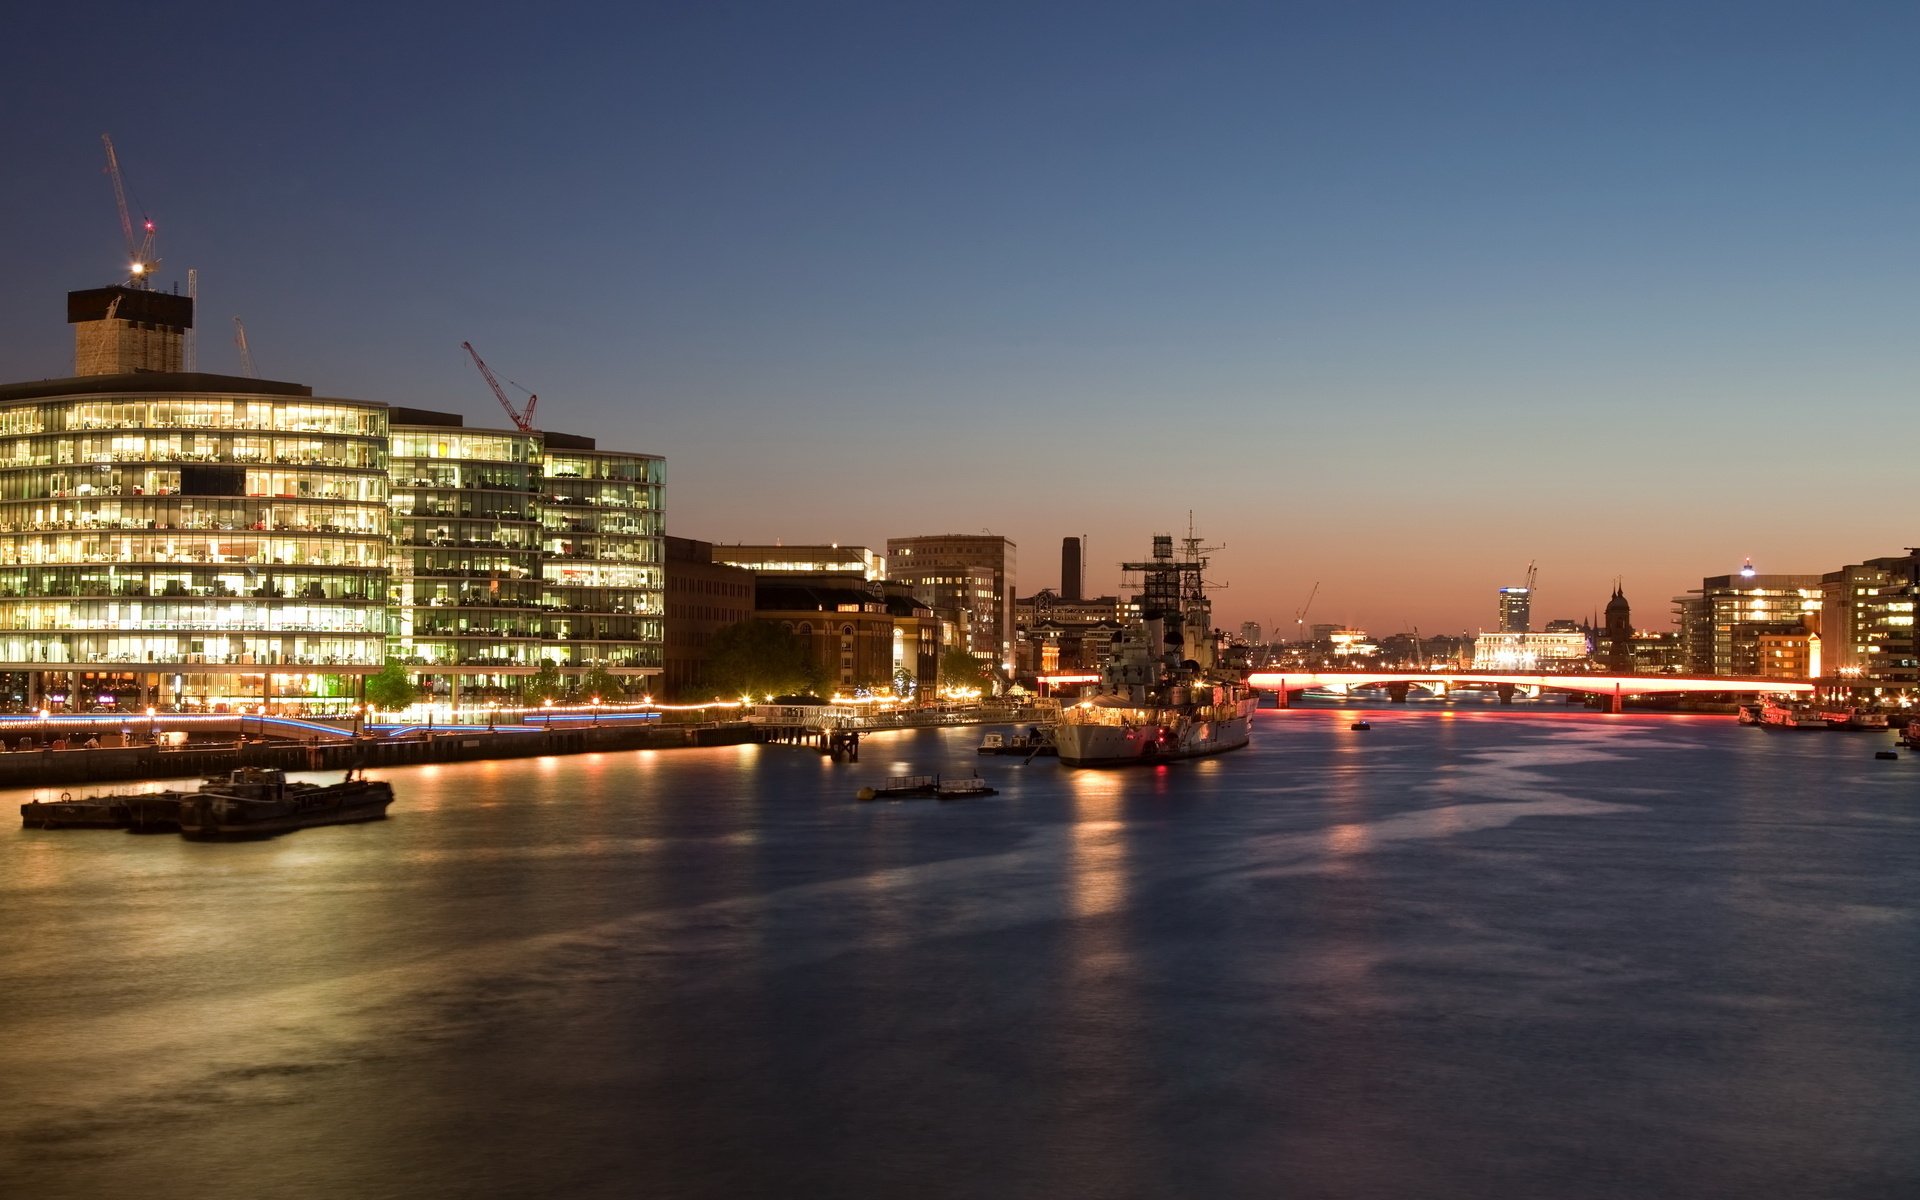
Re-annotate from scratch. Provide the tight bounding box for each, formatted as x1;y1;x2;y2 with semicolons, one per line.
5;4;1917;633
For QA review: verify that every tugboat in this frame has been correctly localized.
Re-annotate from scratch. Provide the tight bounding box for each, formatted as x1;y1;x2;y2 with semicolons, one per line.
176;767;394;839
1053;529;1259;768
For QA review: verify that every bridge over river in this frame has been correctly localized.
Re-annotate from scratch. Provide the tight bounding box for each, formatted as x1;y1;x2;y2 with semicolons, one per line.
1244;671;1814;713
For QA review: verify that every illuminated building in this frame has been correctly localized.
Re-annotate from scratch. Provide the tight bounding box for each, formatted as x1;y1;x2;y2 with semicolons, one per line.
1328;628;1377;657
1471;630;1588;670
1498;586;1532;633
0;280;667;711
1014;588;1121;674
537;433;665;679
887;534;1015;670
1819;550;1920;691
387;410;546;698
1753;629;1819;681
1674;569;1821;676
712;543;886;579
0;288;392;710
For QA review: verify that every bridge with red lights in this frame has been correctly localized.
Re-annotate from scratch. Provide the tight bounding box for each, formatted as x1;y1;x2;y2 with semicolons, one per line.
1244;671;1813;713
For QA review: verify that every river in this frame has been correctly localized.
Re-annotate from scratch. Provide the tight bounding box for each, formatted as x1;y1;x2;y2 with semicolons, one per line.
1;706;1916;1198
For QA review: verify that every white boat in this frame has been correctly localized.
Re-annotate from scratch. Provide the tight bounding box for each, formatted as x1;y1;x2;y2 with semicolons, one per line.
1054;530;1259;768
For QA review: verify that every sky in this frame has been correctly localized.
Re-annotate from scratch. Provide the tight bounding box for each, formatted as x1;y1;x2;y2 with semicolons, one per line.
4;2;1918;636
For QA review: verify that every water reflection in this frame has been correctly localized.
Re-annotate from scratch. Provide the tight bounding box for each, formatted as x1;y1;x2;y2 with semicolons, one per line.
1;718;1916;1198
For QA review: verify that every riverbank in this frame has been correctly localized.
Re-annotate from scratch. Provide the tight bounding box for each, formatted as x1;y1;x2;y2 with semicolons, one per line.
0;722;761;790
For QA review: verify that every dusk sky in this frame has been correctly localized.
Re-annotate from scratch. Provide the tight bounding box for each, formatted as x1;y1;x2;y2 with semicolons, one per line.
5;2;1917;635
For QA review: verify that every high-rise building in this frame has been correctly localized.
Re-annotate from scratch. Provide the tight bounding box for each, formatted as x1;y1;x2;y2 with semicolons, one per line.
389;410;546;692
0;276;667;712
1820;550;1920;690
1498;586;1532;633
1060;536;1082;601
1673;570;1822;676
537;433;665;679
886;534;1016;670
0;286;392;711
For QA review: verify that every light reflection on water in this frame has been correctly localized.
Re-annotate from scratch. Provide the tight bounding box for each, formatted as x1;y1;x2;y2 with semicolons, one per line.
0;711;1917;1198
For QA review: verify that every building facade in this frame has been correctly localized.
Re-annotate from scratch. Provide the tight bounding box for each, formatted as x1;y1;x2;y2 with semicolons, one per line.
661;536;756;698
0;371;392;710
712;544;886;579
1498;586;1532;633
537;433;665;680
0;282;667;712
389;410;545;692
1820;551;1920;689
887;534;1015;670
1674;572;1822;676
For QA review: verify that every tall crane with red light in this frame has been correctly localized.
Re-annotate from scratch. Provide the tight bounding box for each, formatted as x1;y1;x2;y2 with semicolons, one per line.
101;134;158;287
461;342;539;432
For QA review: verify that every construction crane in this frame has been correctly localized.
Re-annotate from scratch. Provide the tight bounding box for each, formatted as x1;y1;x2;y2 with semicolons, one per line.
185;269;198;371
462;342;539;432
1294;581;1320;642
101;134;158;287
1525;560;1538;597
232;317;256;378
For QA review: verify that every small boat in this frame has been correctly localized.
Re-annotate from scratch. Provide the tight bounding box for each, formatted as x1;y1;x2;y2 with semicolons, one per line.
857;773;996;802
1350;721;1372;731
978;726;1057;756
177;767;394;839
936;776;997;801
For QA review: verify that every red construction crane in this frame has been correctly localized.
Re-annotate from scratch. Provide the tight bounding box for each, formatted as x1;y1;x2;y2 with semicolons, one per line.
101;134;157;287
461;341;539;432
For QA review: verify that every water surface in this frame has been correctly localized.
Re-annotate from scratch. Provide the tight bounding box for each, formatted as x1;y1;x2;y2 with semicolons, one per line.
2;708;1916;1198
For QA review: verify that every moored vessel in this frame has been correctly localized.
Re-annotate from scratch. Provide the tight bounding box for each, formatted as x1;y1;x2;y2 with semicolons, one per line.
176;767;394;839
1054;529;1258;768
21;785;193;831
20;793;130;830
1820;707;1890;731
978;724;1057;757
857;773;996;801
1759;699;1827;730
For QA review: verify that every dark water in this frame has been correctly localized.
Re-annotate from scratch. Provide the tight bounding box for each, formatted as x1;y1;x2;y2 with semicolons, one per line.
2;708;1917;1199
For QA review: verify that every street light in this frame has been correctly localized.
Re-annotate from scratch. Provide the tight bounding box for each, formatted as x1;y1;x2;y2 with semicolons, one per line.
146;705;156;745
590;695;601;727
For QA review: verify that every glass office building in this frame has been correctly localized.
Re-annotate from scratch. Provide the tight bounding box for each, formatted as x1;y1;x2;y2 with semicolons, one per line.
0;285;666;712
0;374;391;710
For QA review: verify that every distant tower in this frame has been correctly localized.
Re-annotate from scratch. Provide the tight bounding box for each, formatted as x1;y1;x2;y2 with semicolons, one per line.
1498;586;1532;633
1060;536;1082;601
1604;581;1632;673
68;285;193;375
